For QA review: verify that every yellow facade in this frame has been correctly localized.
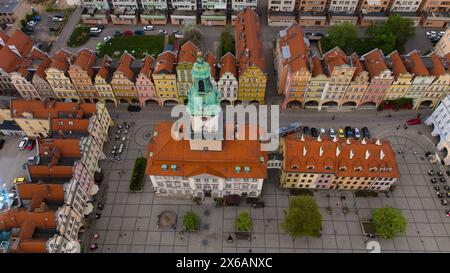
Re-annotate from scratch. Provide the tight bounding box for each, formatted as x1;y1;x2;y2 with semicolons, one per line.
330;176;377;190
45;68;80;102
304;74;328;108
68;66;98;103
14;117;50;138
384;73;413;100
342;72;369;107
176;63;194;101
237;66;267;104
152;74;179;105
94;75;117;106
110;72;137;103
419;74;450;108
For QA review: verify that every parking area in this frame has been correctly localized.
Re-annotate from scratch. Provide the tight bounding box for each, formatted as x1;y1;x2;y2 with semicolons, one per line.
79;108;450;253
0;136;37;189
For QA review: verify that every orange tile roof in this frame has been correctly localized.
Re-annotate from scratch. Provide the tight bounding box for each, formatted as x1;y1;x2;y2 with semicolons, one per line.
404;50;429;76
35;57;51;79
429;52;446;76
350;53;365;77
205;52;217;79
0;46;21;73
139;56;154;77
17;57;32;78
311;56;325;77
235;7;264;73
38;138;81;158
146;122;267;179
51;118;90;133
362;49;388;78
279;23;309;73
30;47;48;60
324;47;348;74
388;51;408;77
11;99;96;119
17;183;64;202
0;30;9;46
49;50;72;72
0;209;56;230
178;41;198;63
97;56;111;79
154;51;176;74
73;49;97;78
6;30;33;56
115;52;135;81
219;52;237;78
283;136;400;179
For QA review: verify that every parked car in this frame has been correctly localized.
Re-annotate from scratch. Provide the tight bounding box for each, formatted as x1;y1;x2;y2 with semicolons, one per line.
362;127;370;138
33;16;41;21
52;15;64;22
175;32;184;39
134;29;145;35
27;21;37;28
344;126;353;138
159;29;167;35
338;128;345;138
127;105;141;112
114;31;123;37
27;156;35;164
311;127;319;137
320;128;326;135
303;126;311;135
124;30;133;36
90;27;102;34
276;122;302;137
103;36;111;43
96;42;102;50
143;25;154;31
0;139;4;149
25;139;35;151
353;128;361;138
329;128;336;138
13;177;26;184
407;118;421;125
18;137;29;150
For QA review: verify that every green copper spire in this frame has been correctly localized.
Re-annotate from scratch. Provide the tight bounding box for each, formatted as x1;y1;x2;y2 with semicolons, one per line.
187;51;221;116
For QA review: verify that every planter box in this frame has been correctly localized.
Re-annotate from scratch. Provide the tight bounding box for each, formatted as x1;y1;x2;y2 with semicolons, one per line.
235;231;251;240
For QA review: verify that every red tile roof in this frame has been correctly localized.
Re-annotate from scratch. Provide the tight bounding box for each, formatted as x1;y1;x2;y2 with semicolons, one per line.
6;30;33;57
278;23;309;73
11;99;96;119
35;57;51;80
154;51;176;74
324;47;348;74
428;52;446;76
73;49;97;78
115;52;135;81
311;56;325;77
178;41;198;63
362;49;388;78
388;51;408;77
0;46;21;73
205;51;217;79
49;50;73;72
404;50;429;76
139;56;154;77
97;56;111;79
146;122;267;179
219;52;237;78
235;7;264;73
350;53;365;77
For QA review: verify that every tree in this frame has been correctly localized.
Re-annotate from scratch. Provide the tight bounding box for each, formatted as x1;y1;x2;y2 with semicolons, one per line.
321;22;359;54
181;24;203;48
183;211;200;231
372;206;407;239
219;26;235;57
367;15;415;54
235;211;252;232
282;195;322;239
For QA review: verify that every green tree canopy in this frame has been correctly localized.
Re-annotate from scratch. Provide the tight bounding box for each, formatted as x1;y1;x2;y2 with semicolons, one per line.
372;206;408;239
219;27;235;58
368;15;415;54
183;211;200;231
235;211;252;232
181;25;203;48
322;22;359;54
282;195;322;238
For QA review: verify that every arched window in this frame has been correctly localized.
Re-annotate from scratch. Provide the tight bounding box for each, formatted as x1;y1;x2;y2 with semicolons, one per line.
199;80;204;92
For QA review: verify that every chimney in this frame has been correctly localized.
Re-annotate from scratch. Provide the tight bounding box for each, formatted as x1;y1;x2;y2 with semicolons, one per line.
375;139;381;145
380;149;385;160
365;150;371;160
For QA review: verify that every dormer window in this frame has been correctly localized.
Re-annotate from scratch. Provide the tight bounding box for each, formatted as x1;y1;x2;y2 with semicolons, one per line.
161;164;167;171
325;166;332;170
235;166;241;173
291;165;299;169
339;166;347;171
171;164;177;171
244;166;250;173
369;167;377;172
307;165;315;170
354;166;362;172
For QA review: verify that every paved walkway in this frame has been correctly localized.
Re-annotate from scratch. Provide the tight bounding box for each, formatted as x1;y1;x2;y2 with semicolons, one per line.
49;6;82;55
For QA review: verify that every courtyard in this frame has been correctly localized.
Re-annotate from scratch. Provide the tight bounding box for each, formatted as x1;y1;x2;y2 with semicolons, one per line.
84;108;450;253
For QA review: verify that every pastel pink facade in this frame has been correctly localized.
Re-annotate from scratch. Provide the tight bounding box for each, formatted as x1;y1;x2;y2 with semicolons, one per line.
135;56;159;107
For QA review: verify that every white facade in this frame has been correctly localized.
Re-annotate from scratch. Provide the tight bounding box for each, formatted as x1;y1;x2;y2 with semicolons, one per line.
172;0;197;10
328;0;359;12
81;0;109;9
141;0;168;9
232;0;258;10
218;72;238;103
10;72;41;100
46;235;81;253
389;0;422;12
56;205;83;242
150;174;264;198
426;95;450;165
202;0;227;9
268;0;295;11
435;28;450;58
80;135;105;176
406;75;435;108
111;0;139;9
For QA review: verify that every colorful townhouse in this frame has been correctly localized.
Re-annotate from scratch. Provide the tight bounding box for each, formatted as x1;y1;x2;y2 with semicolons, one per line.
217;52;239;105
342;53;369;109
421;52;450;107
152;51;179;106
304;56;328;109
177;41;198;103
135;56;158;107
402;50;435;109
384;51;413;101
10;57;41;100
110;52;137;104
360;49;394;109
94;56;117;106
45;50;79;102
320;48;355;110
32;57;55;100
68;49;98;103
274;23;311;110
235;7;267;105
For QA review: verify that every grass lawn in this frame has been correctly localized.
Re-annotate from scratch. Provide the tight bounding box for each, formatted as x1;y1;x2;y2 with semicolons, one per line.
129;157;147;192
67;25;91;47
98;35;164;59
